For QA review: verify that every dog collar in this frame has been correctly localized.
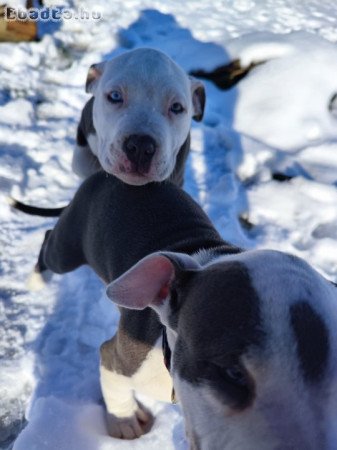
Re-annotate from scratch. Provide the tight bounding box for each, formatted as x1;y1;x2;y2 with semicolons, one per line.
162;328;177;404
162;327;171;372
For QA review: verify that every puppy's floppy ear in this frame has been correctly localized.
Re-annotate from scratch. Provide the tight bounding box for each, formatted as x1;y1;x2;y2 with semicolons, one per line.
85;61;106;94
190;77;206;122
106;252;200;310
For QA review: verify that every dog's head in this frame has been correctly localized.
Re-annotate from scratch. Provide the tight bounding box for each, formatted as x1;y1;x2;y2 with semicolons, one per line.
86;48;205;185
107;249;337;449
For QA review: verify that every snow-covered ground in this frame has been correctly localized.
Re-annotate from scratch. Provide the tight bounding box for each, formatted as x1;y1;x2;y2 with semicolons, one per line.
2;1;337;448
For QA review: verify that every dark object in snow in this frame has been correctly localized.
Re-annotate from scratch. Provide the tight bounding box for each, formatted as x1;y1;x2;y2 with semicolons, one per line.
189;59;264;90
272;172;294;182
239;214;254;230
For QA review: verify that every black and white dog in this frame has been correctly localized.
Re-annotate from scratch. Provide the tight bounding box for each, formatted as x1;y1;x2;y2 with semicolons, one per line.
35;171;337;450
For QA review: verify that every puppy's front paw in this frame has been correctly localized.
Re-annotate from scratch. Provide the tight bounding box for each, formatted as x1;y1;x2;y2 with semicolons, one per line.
106;401;154;439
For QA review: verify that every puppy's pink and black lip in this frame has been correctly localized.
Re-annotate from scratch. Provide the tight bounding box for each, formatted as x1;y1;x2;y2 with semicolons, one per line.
117;162;153;177
119;166;146;177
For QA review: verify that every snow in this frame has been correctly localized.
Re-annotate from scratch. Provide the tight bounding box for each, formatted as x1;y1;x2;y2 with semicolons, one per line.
1;0;337;448
233;31;337;150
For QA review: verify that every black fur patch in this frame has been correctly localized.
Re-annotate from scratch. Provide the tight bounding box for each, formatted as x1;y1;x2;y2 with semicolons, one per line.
173;261;264;409
290;301;329;382
76;97;96;148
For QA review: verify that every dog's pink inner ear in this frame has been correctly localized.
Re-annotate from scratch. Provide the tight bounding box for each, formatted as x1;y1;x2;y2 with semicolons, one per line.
158;284;170;300
106;254;175;310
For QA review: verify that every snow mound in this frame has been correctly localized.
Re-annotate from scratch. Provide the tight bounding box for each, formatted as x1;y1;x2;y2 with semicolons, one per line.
233;31;337;150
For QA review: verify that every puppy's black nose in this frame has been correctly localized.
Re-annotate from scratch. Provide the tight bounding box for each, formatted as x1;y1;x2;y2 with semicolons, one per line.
123;134;157;173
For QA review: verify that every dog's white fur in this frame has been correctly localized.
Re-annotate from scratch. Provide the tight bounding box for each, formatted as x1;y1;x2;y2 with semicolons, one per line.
100;337;172;415
100;337;172;439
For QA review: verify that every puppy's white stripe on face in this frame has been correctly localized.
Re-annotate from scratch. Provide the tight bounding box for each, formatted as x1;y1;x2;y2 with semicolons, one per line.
239;250;334;380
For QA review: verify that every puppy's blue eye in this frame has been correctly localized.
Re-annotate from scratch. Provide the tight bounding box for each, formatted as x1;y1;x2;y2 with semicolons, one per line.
204;362;249;388
107;91;123;103
224;366;247;386
170;102;184;114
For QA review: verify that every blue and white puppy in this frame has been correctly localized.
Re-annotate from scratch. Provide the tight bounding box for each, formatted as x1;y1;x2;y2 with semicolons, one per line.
109;249;337;449
36;171;337;449
10;48;204;218
73;47;205;187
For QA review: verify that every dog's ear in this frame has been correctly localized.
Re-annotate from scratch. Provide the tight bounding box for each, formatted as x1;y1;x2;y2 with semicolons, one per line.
85;61;106;94
106;252;200;310
190;77;206;122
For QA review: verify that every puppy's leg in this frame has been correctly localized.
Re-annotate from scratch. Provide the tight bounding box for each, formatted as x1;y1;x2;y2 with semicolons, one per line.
100;336;155;439
27;230;54;290
100;363;154;439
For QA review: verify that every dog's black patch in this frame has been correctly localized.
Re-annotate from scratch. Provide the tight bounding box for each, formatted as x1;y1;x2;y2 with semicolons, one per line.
272;172;294;182
173;261;264;409
78;97;96;144
189;60;263;90
76;123;88;147
290;301;329;383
